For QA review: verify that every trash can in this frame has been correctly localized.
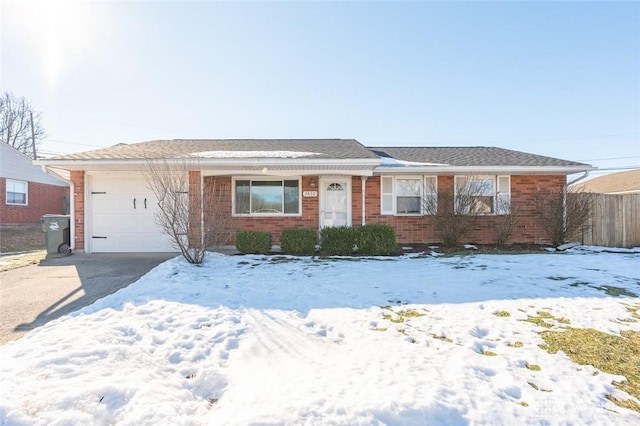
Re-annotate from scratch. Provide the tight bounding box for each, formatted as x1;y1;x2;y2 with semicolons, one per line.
41;215;72;256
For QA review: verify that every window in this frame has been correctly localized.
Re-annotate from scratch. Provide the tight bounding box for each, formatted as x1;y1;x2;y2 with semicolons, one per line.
234;179;300;215
381;176;437;215
454;175;510;215
6;180;27;205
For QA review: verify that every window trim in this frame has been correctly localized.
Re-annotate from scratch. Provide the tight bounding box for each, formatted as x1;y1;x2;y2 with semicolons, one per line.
232;177;302;217
380;175;438;216
454;175;510;216
6;179;28;206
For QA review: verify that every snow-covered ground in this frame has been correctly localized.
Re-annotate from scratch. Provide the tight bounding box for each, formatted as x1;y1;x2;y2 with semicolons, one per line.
1;247;639;425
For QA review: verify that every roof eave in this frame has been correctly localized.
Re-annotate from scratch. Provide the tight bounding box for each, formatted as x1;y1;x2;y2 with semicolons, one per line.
374;165;596;175
34;158;382;171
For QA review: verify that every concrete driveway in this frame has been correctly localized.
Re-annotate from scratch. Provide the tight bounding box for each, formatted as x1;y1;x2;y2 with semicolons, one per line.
0;252;176;345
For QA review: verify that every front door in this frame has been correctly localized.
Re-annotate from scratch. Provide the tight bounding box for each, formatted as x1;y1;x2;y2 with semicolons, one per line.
320;178;351;228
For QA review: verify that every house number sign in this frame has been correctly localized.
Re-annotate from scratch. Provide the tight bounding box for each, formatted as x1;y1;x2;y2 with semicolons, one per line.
303;191;318;197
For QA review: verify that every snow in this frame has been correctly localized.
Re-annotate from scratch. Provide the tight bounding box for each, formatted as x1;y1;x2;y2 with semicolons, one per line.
1;248;640;425
191;150;320;159
379;156;447;167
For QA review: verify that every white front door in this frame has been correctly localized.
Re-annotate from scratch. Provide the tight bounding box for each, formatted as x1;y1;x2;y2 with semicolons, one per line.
320;178;351;228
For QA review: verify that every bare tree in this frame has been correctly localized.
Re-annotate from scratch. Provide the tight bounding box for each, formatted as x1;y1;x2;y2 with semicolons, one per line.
0;91;46;158
144;159;232;264
534;186;593;247
424;177;491;247
489;198;519;248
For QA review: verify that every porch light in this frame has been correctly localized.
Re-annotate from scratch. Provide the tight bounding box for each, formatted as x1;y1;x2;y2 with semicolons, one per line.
309;178;316;188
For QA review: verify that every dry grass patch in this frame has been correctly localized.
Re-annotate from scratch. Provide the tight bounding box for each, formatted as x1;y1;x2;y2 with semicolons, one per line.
493;310;511;318
430;334;453;343
540;328;640;412
524;311;570;329
525;362;541;371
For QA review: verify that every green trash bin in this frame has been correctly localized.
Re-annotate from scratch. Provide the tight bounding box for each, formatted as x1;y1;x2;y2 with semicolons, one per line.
41;215;72;256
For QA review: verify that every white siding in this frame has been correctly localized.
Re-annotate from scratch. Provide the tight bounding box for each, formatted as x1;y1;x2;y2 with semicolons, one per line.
1;143;68;186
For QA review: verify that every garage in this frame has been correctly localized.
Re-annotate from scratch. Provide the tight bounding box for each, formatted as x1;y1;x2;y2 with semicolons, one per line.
87;172;176;252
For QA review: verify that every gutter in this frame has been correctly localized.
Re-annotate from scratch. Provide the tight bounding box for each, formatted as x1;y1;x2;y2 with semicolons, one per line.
567;170;591;186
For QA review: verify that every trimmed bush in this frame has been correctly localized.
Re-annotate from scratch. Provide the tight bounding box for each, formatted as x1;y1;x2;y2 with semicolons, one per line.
357;224;397;255
236;230;272;254
320;226;357;255
280;228;317;255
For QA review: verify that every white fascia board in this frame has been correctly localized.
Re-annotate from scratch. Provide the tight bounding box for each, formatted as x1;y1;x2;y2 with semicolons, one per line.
40;166;71;182
374;165;596;175
202;168;375;177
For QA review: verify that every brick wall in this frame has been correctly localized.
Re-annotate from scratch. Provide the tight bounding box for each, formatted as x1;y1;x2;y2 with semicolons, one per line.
364;174;565;245
0;177;69;225
203;176;320;245
198;173;567;247
70;171;85;250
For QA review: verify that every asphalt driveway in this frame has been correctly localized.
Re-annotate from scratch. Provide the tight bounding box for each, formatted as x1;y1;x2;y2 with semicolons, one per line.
0;252;176;345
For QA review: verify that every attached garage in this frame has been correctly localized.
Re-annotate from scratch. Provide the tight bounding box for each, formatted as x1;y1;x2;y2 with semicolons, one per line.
86;172;176;253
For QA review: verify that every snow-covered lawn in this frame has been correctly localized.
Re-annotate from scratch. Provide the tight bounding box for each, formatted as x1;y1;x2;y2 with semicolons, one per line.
1;247;639;425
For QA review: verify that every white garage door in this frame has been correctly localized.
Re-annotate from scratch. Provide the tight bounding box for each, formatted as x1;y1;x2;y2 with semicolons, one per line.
88;173;177;252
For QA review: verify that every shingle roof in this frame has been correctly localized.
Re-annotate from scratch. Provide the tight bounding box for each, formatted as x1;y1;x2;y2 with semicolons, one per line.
50;139;379;161
370;146;590;167
573;169;640;194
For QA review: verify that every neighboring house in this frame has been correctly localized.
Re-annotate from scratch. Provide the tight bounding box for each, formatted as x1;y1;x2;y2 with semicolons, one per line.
0;143;69;225
34;139;592;253
572;169;640;195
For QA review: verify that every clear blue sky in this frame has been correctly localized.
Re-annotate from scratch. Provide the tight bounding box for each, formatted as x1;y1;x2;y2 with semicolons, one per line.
2;0;639;176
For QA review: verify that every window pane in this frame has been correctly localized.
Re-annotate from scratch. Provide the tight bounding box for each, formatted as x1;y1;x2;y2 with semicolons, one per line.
7;192;26;204
6;180;27;205
251;181;283;213
497;176;510;193
382;177;393;193
235;180;250;214
397;196;421;214
283;180;299;214
470;178;493;196
381;194;394;214
397;179;421;196
472;196;494;214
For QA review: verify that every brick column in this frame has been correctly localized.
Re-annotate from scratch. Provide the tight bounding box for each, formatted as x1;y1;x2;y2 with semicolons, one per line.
70;171;85;251
188;171;203;245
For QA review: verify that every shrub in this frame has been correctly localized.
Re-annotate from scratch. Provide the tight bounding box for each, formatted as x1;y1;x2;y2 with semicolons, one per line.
235;231;272;254
320;226;356;255
280;228;317;255
357;224;397;255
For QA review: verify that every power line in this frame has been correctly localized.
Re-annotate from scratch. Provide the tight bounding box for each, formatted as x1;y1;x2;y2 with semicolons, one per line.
578;155;640;162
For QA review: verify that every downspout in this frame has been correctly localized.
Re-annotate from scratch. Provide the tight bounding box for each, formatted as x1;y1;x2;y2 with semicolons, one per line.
361;176;368;226
563;170;591;243
200;172;205;249
69;181;75;251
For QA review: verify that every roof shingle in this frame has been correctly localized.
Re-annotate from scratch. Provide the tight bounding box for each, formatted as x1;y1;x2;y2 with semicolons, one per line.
51;139;379;161
370;146;589;167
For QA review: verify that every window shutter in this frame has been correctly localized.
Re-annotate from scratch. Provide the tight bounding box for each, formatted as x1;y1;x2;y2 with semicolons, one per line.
496;175;511;214
423;176;437;215
380;176;394;215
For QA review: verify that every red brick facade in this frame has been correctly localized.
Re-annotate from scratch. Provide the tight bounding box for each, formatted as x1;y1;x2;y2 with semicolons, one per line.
201;173;566;246
0;177;69;225
203;175;320;245
70;171;85;250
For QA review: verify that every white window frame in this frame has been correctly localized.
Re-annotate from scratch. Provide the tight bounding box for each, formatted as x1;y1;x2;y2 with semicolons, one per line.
454;175;510;215
6;179;28;206
380;176;437;216
232;177;302;217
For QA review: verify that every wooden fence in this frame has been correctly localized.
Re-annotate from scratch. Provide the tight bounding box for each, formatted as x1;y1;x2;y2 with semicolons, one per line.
578;194;640;248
